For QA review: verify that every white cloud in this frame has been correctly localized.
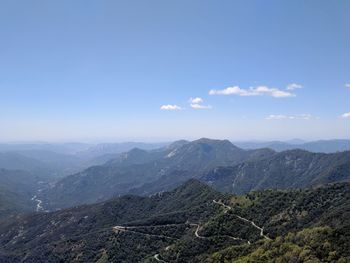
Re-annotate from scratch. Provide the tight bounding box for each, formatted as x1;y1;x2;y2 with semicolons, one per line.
188;97;211;110
160;105;182;111
299;114;318;120
286;83;303;90
345;83;350;88
265;114;289;120
189;97;203;104
190;104;212;109
209;85;295;98
209;86;246;96
341;112;350;118
266;114;317;120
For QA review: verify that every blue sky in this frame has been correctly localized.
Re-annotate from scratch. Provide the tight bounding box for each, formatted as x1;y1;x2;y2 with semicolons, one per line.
1;0;350;142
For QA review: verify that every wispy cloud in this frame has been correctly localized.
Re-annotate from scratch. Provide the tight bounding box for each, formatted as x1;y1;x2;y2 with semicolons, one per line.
209;86;295;98
266;114;318;120
190;103;212;109
345;83;350;88
341;112;350;118
266;114;290;120
189;97;212;110
160;104;182;111
189;97;203;104
286;83;303;90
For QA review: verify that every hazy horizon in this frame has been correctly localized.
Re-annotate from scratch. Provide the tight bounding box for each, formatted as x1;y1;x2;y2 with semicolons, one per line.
1;137;350;145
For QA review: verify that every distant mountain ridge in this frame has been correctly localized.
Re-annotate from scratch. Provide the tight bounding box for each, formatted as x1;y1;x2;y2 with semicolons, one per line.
76;141;170;159
235;139;350;153
0;142;172;177
0;152;51;174
0;142;91;155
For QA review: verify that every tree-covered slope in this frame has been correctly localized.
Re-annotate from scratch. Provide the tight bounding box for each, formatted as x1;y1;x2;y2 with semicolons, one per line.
202;149;350;194
0;180;349;262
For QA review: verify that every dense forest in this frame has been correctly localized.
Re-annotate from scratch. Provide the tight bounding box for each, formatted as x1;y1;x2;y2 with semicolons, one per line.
0;180;349;262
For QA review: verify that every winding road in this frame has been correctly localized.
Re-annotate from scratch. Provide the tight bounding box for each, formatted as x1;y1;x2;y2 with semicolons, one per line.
111;199;270;262
154;254;167;263
189;223;205;239
212;200;270;240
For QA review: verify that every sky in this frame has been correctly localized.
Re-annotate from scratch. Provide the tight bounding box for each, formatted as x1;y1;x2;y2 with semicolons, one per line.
0;0;350;142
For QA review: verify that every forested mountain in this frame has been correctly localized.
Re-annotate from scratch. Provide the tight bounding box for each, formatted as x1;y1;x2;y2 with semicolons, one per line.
202;149;350;194
38;138;350;210
40;139;274;209
0;180;348;262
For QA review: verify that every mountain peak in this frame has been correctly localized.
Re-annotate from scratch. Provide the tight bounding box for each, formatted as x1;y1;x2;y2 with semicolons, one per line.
127;147;148;154
194;137;229;144
190;138;242;152
167;140;189;150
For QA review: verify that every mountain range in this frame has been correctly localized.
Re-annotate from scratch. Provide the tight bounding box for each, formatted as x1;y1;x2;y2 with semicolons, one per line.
39;139;274;209
235;139;350;153
37;138;350;210
202;149;350;194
